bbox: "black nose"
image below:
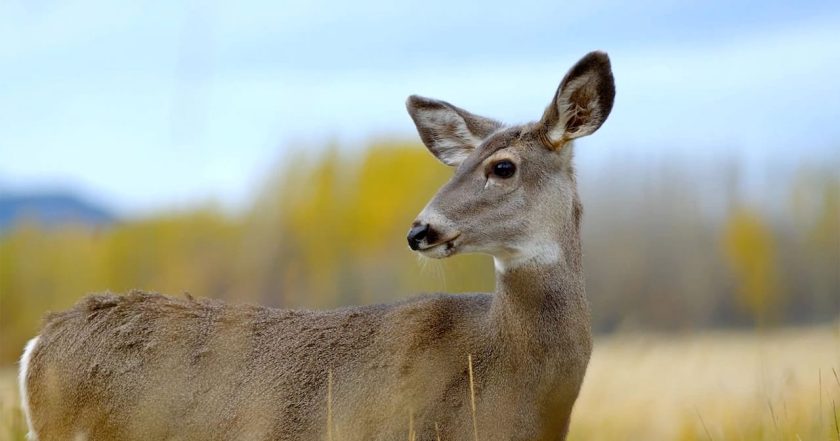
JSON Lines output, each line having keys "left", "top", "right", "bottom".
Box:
{"left": 407, "top": 224, "right": 430, "bottom": 250}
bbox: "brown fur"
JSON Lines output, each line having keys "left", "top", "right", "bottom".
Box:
{"left": 21, "top": 51, "right": 615, "bottom": 441}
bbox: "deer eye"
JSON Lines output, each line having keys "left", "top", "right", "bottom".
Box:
{"left": 491, "top": 160, "right": 516, "bottom": 179}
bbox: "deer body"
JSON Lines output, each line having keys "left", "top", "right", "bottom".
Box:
{"left": 20, "top": 52, "right": 614, "bottom": 441}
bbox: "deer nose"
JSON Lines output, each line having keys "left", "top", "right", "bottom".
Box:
{"left": 407, "top": 224, "right": 430, "bottom": 250}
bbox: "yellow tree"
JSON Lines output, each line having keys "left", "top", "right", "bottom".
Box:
{"left": 722, "top": 207, "right": 781, "bottom": 326}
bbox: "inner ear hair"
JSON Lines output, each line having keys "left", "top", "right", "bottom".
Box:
{"left": 540, "top": 51, "right": 615, "bottom": 149}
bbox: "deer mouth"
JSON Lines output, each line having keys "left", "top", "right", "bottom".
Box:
{"left": 417, "top": 234, "right": 461, "bottom": 258}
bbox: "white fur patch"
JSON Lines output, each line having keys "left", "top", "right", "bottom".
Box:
{"left": 494, "top": 242, "right": 563, "bottom": 272}
{"left": 19, "top": 336, "right": 40, "bottom": 440}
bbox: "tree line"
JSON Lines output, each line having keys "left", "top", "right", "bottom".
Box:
{"left": 1, "top": 141, "right": 837, "bottom": 364}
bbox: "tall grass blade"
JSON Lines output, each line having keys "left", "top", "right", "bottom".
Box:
{"left": 468, "top": 354, "right": 479, "bottom": 441}
{"left": 327, "top": 369, "right": 334, "bottom": 441}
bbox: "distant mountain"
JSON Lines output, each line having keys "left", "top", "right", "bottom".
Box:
{"left": 0, "top": 192, "right": 116, "bottom": 231}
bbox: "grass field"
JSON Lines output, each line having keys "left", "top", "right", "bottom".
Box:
{"left": 569, "top": 324, "right": 840, "bottom": 441}
{"left": 2, "top": 323, "right": 837, "bottom": 440}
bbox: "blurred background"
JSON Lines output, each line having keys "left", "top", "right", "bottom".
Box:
{"left": 0, "top": 0, "right": 838, "bottom": 439}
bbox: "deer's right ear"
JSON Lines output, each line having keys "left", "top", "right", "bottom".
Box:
{"left": 406, "top": 95, "right": 502, "bottom": 167}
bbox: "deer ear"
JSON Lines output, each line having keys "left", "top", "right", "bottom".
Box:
{"left": 406, "top": 95, "right": 503, "bottom": 166}
{"left": 538, "top": 51, "right": 615, "bottom": 149}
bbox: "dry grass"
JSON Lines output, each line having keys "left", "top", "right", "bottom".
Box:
{"left": 1, "top": 323, "right": 837, "bottom": 440}
{"left": 569, "top": 323, "right": 840, "bottom": 441}
{"left": 0, "top": 367, "right": 26, "bottom": 440}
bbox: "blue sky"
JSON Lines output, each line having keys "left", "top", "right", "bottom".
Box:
{"left": 1, "top": 0, "right": 839, "bottom": 215}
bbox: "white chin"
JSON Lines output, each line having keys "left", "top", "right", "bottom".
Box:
{"left": 417, "top": 243, "right": 456, "bottom": 259}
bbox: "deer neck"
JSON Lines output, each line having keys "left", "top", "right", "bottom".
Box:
{"left": 489, "top": 197, "right": 590, "bottom": 349}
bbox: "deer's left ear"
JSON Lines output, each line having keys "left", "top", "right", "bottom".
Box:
{"left": 406, "top": 95, "right": 503, "bottom": 166}
{"left": 537, "top": 51, "right": 616, "bottom": 149}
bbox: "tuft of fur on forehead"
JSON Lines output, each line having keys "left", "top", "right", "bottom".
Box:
{"left": 470, "top": 127, "right": 524, "bottom": 159}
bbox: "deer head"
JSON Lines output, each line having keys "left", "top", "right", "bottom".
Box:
{"left": 406, "top": 51, "right": 615, "bottom": 270}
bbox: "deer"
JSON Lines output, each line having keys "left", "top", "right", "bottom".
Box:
{"left": 19, "top": 51, "right": 615, "bottom": 441}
